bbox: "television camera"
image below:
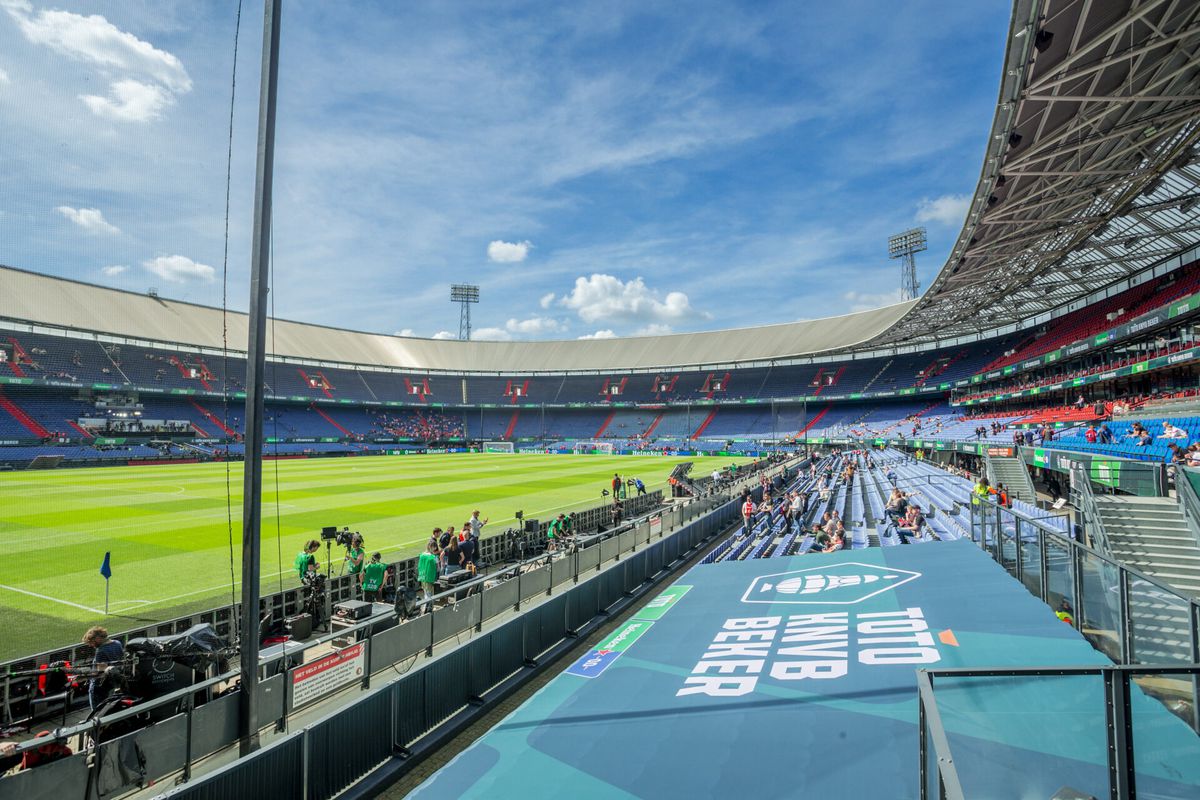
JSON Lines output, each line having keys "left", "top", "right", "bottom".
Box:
{"left": 321, "top": 525, "right": 359, "bottom": 549}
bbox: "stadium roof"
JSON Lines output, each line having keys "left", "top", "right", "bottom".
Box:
{"left": 5, "top": 0, "right": 1200, "bottom": 372}
{"left": 0, "top": 264, "right": 914, "bottom": 373}
{"left": 875, "top": 0, "right": 1200, "bottom": 345}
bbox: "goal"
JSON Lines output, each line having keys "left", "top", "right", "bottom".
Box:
{"left": 573, "top": 440, "right": 614, "bottom": 455}
{"left": 483, "top": 441, "right": 515, "bottom": 453}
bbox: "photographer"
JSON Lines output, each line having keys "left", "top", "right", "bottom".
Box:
{"left": 294, "top": 540, "right": 320, "bottom": 580}
{"left": 82, "top": 626, "right": 123, "bottom": 710}
{"left": 360, "top": 552, "right": 388, "bottom": 602}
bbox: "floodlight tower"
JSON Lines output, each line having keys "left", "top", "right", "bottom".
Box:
{"left": 450, "top": 284, "right": 480, "bottom": 340}
{"left": 888, "top": 227, "right": 927, "bottom": 301}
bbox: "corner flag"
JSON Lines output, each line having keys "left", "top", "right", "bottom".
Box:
{"left": 100, "top": 551, "right": 112, "bottom": 614}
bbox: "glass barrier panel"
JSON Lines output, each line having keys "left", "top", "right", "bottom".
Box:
{"left": 1130, "top": 671, "right": 1200, "bottom": 798}
{"left": 933, "top": 674, "right": 1110, "bottom": 800}
{"left": 1019, "top": 524, "right": 1043, "bottom": 600}
{"left": 1044, "top": 537, "right": 1075, "bottom": 628}
{"left": 1078, "top": 549, "right": 1123, "bottom": 661}
{"left": 1128, "top": 577, "right": 1194, "bottom": 665}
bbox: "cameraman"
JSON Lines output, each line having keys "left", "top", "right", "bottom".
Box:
{"left": 82, "top": 626, "right": 123, "bottom": 710}
{"left": 294, "top": 540, "right": 320, "bottom": 580}
{"left": 344, "top": 533, "right": 365, "bottom": 580}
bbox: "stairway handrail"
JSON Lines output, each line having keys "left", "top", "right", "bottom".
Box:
{"left": 1174, "top": 466, "right": 1200, "bottom": 551}
{"left": 1069, "top": 460, "right": 1113, "bottom": 556}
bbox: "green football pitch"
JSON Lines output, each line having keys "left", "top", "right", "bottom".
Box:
{"left": 0, "top": 452, "right": 750, "bottom": 661}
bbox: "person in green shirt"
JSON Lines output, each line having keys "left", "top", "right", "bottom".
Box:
{"left": 294, "top": 540, "right": 320, "bottom": 580}
{"left": 546, "top": 513, "right": 571, "bottom": 552}
{"left": 361, "top": 552, "right": 388, "bottom": 602}
{"left": 344, "top": 534, "right": 365, "bottom": 579}
{"left": 417, "top": 541, "right": 440, "bottom": 608}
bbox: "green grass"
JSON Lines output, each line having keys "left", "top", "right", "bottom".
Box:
{"left": 0, "top": 452, "right": 750, "bottom": 661}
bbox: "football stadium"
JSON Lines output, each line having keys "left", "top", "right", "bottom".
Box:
{"left": 2, "top": 1, "right": 1200, "bottom": 799}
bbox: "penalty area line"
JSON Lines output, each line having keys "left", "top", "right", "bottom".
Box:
{"left": 0, "top": 584, "right": 106, "bottom": 615}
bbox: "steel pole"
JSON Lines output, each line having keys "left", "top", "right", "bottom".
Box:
{"left": 238, "top": 0, "right": 283, "bottom": 757}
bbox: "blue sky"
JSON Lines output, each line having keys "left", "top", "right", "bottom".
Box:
{"left": 0, "top": 0, "right": 1009, "bottom": 341}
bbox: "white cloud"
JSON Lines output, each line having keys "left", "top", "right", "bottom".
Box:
{"left": 915, "top": 193, "right": 970, "bottom": 226}
{"left": 556, "top": 274, "right": 706, "bottom": 325}
{"left": 472, "top": 326, "right": 513, "bottom": 341}
{"left": 504, "top": 316, "right": 561, "bottom": 335}
{"left": 578, "top": 329, "right": 616, "bottom": 340}
{"left": 81, "top": 79, "right": 172, "bottom": 122}
{"left": 539, "top": 292, "right": 555, "bottom": 309}
{"left": 487, "top": 239, "right": 532, "bottom": 263}
{"left": 634, "top": 323, "right": 672, "bottom": 336}
{"left": 431, "top": 330, "right": 456, "bottom": 340}
{"left": 100, "top": 264, "right": 127, "bottom": 277}
{"left": 56, "top": 205, "right": 120, "bottom": 235}
{"left": 843, "top": 288, "right": 906, "bottom": 312}
{"left": 142, "top": 254, "right": 214, "bottom": 283}
{"left": 0, "top": 67, "right": 9, "bottom": 85}
{"left": 393, "top": 328, "right": 416, "bottom": 337}
{"left": 4, "top": 1, "right": 191, "bottom": 121}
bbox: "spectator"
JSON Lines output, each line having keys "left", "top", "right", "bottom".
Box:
{"left": 741, "top": 494, "right": 756, "bottom": 535}
{"left": 1098, "top": 424, "right": 1113, "bottom": 444}
{"left": 897, "top": 505, "right": 925, "bottom": 544}
{"left": 1084, "top": 425, "right": 1097, "bottom": 443}
{"left": 469, "top": 509, "right": 488, "bottom": 539}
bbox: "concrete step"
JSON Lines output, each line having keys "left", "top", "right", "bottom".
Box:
{"left": 1104, "top": 523, "right": 1191, "bottom": 537}
{"left": 1110, "top": 547, "right": 1200, "bottom": 564}
{"left": 1094, "top": 497, "right": 1178, "bottom": 508}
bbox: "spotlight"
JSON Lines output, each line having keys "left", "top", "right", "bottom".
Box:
{"left": 1008, "top": 131, "right": 1023, "bottom": 149}
{"left": 1034, "top": 29, "right": 1054, "bottom": 53}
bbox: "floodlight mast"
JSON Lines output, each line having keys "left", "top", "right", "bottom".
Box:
{"left": 888, "top": 227, "right": 927, "bottom": 301}
{"left": 450, "top": 284, "right": 480, "bottom": 341}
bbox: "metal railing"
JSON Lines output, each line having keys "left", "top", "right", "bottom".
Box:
{"left": 1069, "top": 459, "right": 1113, "bottom": 556}
{"left": 1177, "top": 467, "right": 1200, "bottom": 550}
{"left": 918, "top": 664, "right": 1200, "bottom": 800}
{"left": 0, "top": 462, "right": 790, "bottom": 800}
{"left": 967, "top": 497, "right": 1200, "bottom": 723}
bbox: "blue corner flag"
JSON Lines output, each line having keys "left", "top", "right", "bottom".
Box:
{"left": 100, "top": 551, "right": 112, "bottom": 615}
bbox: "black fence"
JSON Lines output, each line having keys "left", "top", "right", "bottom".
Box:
{"left": 0, "top": 488, "right": 744, "bottom": 800}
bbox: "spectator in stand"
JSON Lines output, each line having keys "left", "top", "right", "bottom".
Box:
{"left": 1187, "top": 443, "right": 1200, "bottom": 467}
{"left": 1162, "top": 422, "right": 1189, "bottom": 441}
{"left": 1137, "top": 429, "right": 1154, "bottom": 447}
{"left": 1098, "top": 424, "right": 1114, "bottom": 444}
{"left": 1084, "top": 425, "right": 1097, "bottom": 443}
{"left": 741, "top": 494, "right": 756, "bottom": 536}
{"left": 1167, "top": 443, "right": 1188, "bottom": 468}
{"left": 897, "top": 505, "right": 925, "bottom": 544}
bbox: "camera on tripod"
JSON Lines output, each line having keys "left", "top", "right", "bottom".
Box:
{"left": 321, "top": 525, "right": 358, "bottom": 548}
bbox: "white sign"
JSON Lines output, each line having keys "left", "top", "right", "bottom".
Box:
{"left": 649, "top": 515, "right": 663, "bottom": 537}
{"left": 291, "top": 642, "right": 366, "bottom": 708}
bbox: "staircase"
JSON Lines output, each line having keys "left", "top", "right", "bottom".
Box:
{"left": 860, "top": 359, "right": 893, "bottom": 393}
{"left": 0, "top": 389, "right": 51, "bottom": 438}
{"left": 594, "top": 410, "right": 616, "bottom": 439}
{"left": 1093, "top": 496, "right": 1200, "bottom": 597}
{"left": 988, "top": 455, "right": 1036, "bottom": 503}
{"left": 691, "top": 408, "right": 718, "bottom": 439}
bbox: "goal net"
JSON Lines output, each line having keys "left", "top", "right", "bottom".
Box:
{"left": 573, "top": 440, "right": 614, "bottom": 455}
{"left": 483, "top": 441, "right": 515, "bottom": 453}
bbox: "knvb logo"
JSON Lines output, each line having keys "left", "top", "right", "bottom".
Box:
{"left": 741, "top": 562, "right": 921, "bottom": 605}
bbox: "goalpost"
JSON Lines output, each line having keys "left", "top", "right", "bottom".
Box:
{"left": 573, "top": 440, "right": 614, "bottom": 455}
{"left": 483, "top": 441, "right": 516, "bottom": 453}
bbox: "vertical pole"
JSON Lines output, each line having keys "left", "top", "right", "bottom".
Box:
{"left": 238, "top": 0, "right": 282, "bottom": 758}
